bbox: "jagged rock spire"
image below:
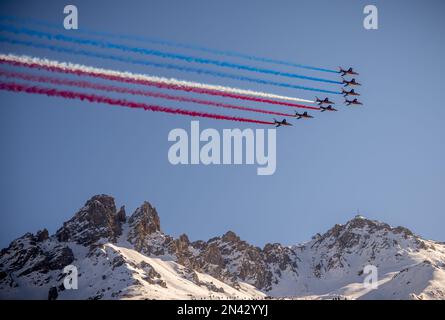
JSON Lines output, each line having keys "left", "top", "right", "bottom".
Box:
{"left": 55, "top": 194, "right": 125, "bottom": 245}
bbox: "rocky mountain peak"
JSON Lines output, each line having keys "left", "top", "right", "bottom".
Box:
{"left": 116, "top": 205, "right": 127, "bottom": 223}
{"left": 55, "top": 194, "right": 124, "bottom": 246}
{"left": 346, "top": 215, "right": 390, "bottom": 230}
{"left": 221, "top": 231, "right": 240, "bottom": 243}
{"left": 343, "top": 215, "right": 417, "bottom": 240}
{"left": 128, "top": 201, "right": 160, "bottom": 234}
{"left": 303, "top": 214, "right": 432, "bottom": 281}
{"left": 36, "top": 229, "right": 49, "bottom": 242}
{"left": 318, "top": 215, "right": 415, "bottom": 244}
{"left": 127, "top": 201, "right": 169, "bottom": 255}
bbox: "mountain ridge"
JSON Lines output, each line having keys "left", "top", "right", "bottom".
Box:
{"left": 1, "top": 194, "right": 444, "bottom": 300}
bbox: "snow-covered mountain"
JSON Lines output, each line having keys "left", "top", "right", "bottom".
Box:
{"left": 1, "top": 195, "right": 444, "bottom": 300}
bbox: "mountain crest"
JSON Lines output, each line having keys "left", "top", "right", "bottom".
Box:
{"left": 55, "top": 194, "right": 124, "bottom": 245}
{"left": 1, "top": 195, "right": 444, "bottom": 300}
{"left": 128, "top": 201, "right": 161, "bottom": 234}
{"left": 127, "top": 201, "right": 171, "bottom": 255}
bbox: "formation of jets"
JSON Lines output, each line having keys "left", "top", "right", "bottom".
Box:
{"left": 272, "top": 66, "right": 363, "bottom": 127}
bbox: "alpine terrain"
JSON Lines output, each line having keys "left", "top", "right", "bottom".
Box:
{"left": 1, "top": 195, "right": 444, "bottom": 300}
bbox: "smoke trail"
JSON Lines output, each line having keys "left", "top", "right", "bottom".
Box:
{"left": 0, "top": 54, "right": 321, "bottom": 110}
{"left": 0, "top": 24, "right": 341, "bottom": 84}
{"left": 0, "top": 36, "right": 341, "bottom": 95}
{"left": 0, "top": 81, "right": 276, "bottom": 125}
{"left": 0, "top": 69, "right": 295, "bottom": 117}
{"left": 0, "top": 15, "right": 339, "bottom": 74}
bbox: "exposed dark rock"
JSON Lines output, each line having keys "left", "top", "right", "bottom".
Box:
{"left": 55, "top": 195, "right": 124, "bottom": 245}
{"left": 17, "top": 245, "right": 75, "bottom": 276}
{"left": 139, "top": 261, "right": 166, "bottom": 287}
{"left": 202, "top": 243, "right": 224, "bottom": 267}
{"left": 128, "top": 202, "right": 161, "bottom": 234}
{"left": 171, "top": 234, "right": 192, "bottom": 267}
{"left": 116, "top": 206, "right": 126, "bottom": 223}
{"left": 112, "top": 256, "right": 126, "bottom": 270}
{"left": 393, "top": 226, "right": 415, "bottom": 238}
{"left": 36, "top": 229, "right": 49, "bottom": 242}
{"left": 46, "top": 246, "right": 74, "bottom": 270}
{"left": 200, "top": 281, "right": 225, "bottom": 293}
{"left": 48, "top": 286, "right": 58, "bottom": 300}
{"left": 222, "top": 231, "right": 240, "bottom": 243}
{"left": 263, "top": 243, "right": 298, "bottom": 271}
{"left": 127, "top": 201, "right": 170, "bottom": 255}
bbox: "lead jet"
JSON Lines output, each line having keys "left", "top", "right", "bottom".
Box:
{"left": 342, "top": 78, "right": 361, "bottom": 87}
{"left": 345, "top": 98, "right": 363, "bottom": 106}
{"left": 315, "top": 97, "right": 335, "bottom": 105}
{"left": 342, "top": 88, "right": 360, "bottom": 97}
{"left": 339, "top": 67, "right": 359, "bottom": 76}
{"left": 320, "top": 105, "right": 337, "bottom": 112}
{"left": 273, "top": 118, "right": 293, "bottom": 127}
{"left": 294, "top": 111, "right": 314, "bottom": 119}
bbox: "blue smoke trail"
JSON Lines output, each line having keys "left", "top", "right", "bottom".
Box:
{"left": 0, "top": 24, "right": 341, "bottom": 85}
{"left": 0, "top": 15, "right": 339, "bottom": 74}
{"left": 0, "top": 36, "right": 341, "bottom": 95}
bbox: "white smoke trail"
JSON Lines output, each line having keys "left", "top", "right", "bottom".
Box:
{"left": 0, "top": 53, "right": 315, "bottom": 104}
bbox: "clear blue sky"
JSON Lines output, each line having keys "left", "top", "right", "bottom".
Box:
{"left": 0, "top": 0, "right": 444, "bottom": 248}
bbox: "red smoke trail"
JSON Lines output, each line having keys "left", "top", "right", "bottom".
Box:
{"left": 0, "top": 81, "right": 275, "bottom": 125}
{"left": 0, "top": 58, "right": 320, "bottom": 111}
{"left": 0, "top": 69, "right": 295, "bottom": 117}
